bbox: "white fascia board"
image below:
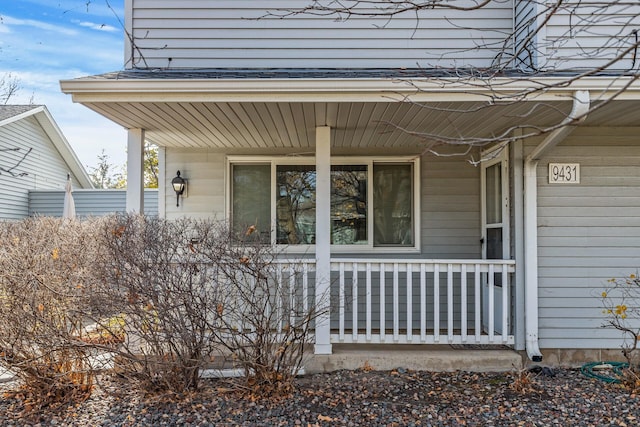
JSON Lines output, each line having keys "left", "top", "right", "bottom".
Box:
{"left": 34, "top": 106, "right": 94, "bottom": 189}
{"left": 60, "top": 76, "right": 640, "bottom": 104}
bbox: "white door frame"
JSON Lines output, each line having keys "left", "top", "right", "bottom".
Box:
{"left": 480, "top": 146, "right": 510, "bottom": 334}
{"left": 480, "top": 147, "right": 510, "bottom": 261}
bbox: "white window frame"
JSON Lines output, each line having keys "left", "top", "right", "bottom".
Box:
{"left": 226, "top": 155, "right": 421, "bottom": 254}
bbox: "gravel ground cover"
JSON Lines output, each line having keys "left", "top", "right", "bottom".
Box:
{"left": 0, "top": 367, "right": 638, "bottom": 426}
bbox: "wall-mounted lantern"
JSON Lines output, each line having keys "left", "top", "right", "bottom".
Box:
{"left": 171, "top": 170, "right": 186, "bottom": 207}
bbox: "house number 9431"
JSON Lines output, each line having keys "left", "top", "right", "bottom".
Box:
{"left": 548, "top": 163, "right": 580, "bottom": 184}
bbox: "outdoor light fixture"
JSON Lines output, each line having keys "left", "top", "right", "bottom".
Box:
{"left": 172, "top": 170, "right": 186, "bottom": 207}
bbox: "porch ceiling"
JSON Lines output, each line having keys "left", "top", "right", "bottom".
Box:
{"left": 77, "top": 99, "right": 640, "bottom": 150}
{"left": 61, "top": 73, "right": 640, "bottom": 150}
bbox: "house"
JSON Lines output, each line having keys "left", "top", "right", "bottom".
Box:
{"left": 0, "top": 105, "right": 156, "bottom": 218}
{"left": 60, "top": 1, "right": 640, "bottom": 367}
{"left": 0, "top": 105, "right": 92, "bottom": 220}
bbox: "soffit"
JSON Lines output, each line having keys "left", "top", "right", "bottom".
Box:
{"left": 77, "top": 98, "right": 639, "bottom": 150}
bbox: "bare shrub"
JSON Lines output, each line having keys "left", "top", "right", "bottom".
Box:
{"left": 601, "top": 274, "right": 640, "bottom": 389}
{"left": 91, "top": 214, "right": 320, "bottom": 395}
{"left": 88, "top": 214, "right": 221, "bottom": 392}
{"left": 601, "top": 275, "right": 640, "bottom": 366}
{"left": 0, "top": 217, "right": 102, "bottom": 409}
{"left": 196, "top": 227, "right": 318, "bottom": 397}
{"left": 509, "top": 368, "right": 536, "bottom": 395}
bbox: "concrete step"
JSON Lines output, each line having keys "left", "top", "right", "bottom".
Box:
{"left": 305, "top": 344, "right": 523, "bottom": 374}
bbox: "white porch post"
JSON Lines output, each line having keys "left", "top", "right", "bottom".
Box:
{"left": 157, "top": 146, "right": 166, "bottom": 218}
{"left": 512, "top": 134, "right": 526, "bottom": 351}
{"left": 126, "top": 128, "right": 145, "bottom": 213}
{"left": 315, "top": 126, "right": 332, "bottom": 354}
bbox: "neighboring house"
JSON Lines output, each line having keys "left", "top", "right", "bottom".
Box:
{"left": 61, "top": 1, "right": 640, "bottom": 365}
{"left": 0, "top": 105, "right": 92, "bottom": 220}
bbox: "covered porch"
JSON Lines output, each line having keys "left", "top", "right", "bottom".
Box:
{"left": 61, "top": 71, "right": 640, "bottom": 359}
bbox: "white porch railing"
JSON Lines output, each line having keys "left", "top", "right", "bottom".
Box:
{"left": 330, "top": 259, "right": 515, "bottom": 345}
{"left": 274, "top": 258, "right": 515, "bottom": 347}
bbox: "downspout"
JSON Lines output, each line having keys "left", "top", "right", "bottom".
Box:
{"left": 523, "top": 90, "right": 590, "bottom": 361}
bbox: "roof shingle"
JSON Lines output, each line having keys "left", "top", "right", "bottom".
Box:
{"left": 0, "top": 105, "right": 41, "bottom": 122}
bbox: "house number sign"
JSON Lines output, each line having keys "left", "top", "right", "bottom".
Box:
{"left": 548, "top": 163, "right": 580, "bottom": 184}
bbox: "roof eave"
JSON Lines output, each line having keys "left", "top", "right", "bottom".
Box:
{"left": 60, "top": 75, "right": 640, "bottom": 103}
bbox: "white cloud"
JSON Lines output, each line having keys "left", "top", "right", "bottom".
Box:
{"left": 1, "top": 15, "right": 78, "bottom": 36}
{"left": 24, "top": 0, "right": 125, "bottom": 19}
{"left": 75, "top": 20, "right": 119, "bottom": 32}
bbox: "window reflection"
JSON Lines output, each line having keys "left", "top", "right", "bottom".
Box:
{"left": 486, "top": 163, "right": 502, "bottom": 224}
{"left": 276, "top": 165, "right": 316, "bottom": 244}
{"left": 331, "top": 165, "right": 367, "bottom": 245}
{"left": 373, "top": 163, "right": 413, "bottom": 246}
{"left": 231, "top": 164, "right": 271, "bottom": 243}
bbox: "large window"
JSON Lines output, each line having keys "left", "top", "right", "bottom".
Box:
{"left": 229, "top": 157, "right": 419, "bottom": 250}
{"left": 277, "top": 165, "right": 316, "bottom": 245}
{"left": 373, "top": 163, "right": 413, "bottom": 246}
{"left": 231, "top": 163, "right": 271, "bottom": 242}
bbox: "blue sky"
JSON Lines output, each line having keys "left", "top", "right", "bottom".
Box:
{"left": 1, "top": 0, "right": 127, "bottom": 170}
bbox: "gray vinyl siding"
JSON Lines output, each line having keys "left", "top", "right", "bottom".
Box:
{"left": 165, "top": 148, "right": 226, "bottom": 220}
{"left": 534, "top": 127, "right": 640, "bottom": 349}
{"left": 0, "top": 116, "right": 83, "bottom": 220}
{"left": 542, "top": 2, "right": 640, "bottom": 71}
{"left": 421, "top": 154, "right": 481, "bottom": 259}
{"left": 513, "top": 0, "right": 537, "bottom": 71}
{"left": 129, "top": 0, "right": 513, "bottom": 69}
{"left": 29, "top": 189, "right": 158, "bottom": 217}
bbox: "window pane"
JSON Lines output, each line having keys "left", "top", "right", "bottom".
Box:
{"left": 486, "top": 227, "right": 503, "bottom": 259}
{"left": 373, "top": 163, "right": 413, "bottom": 246}
{"left": 485, "top": 163, "right": 502, "bottom": 224}
{"left": 331, "top": 165, "right": 367, "bottom": 245}
{"left": 276, "top": 165, "right": 316, "bottom": 244}
{"left": 232, "top": 164, "right": 271, "bottom": 242}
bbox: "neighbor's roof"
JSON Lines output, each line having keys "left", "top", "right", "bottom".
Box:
{"left": 0, "top": 104, "right": 40, "bottom": 122}
{"left": 0, "top": 105, "right": 93, "bottom": 188}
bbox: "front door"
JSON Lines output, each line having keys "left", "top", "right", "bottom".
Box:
{"left": 481, "top": 147, "right": 510, "bottom": 335}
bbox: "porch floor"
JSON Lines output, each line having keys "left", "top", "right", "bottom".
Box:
{"left": 305, "top": 344, "right": 523, "bottom": 374}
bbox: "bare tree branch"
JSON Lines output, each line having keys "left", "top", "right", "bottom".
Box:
{"left": 266, "top": 1, "right": 640, "bottom": 161}
{"left": 266, "top": 0, "right": 495, "bottom": 20}
{"left": 0, "top": 73, "right": 20, "bottom": 105}
{"left": 0, "top": 147, "right": 32, "bottom": 177}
